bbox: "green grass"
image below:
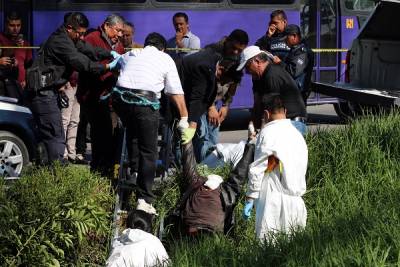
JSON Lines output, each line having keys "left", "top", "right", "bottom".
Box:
{"left": 162, "top": 112, "right": 400, "bottom": 266}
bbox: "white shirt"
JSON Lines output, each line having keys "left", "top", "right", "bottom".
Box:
{"left": 106, "top": 228, "right": 169, "bottom": 267}
{"left": 247, "top": 119, "right": 308, "bottom": 240}
{"left": 117, "top": 46, "right": 184, "bottom": 98}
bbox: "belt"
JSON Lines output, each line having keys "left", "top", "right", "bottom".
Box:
{"left": 116, "top": 86, "right": 157, "bottom": 101}
{"left": 291, "top": 116, "right": 307, "bottom": 123}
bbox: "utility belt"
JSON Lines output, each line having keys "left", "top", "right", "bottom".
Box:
{"left": 106, "top": 86, "right": 160, "bottom": 110}
{"left": 290, "top": 116, "right": 307, "bottom": 123}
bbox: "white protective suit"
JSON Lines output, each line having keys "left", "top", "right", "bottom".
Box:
{"left": 247, "top": 119, "right": 308, "bottom": 241}
{"left": 106, "top": 229, "right": 169, "bottom": 267}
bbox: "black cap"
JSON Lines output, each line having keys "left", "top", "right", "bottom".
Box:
{"left": 285, "top": 24, "right": 301, "bottom": 36}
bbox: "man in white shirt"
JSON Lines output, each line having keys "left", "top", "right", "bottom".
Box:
{"left": 243, "top": 94, "right": 308, "bottom": 242}
{"left": 112, "top": 32, "right": 192, "bottom": 215}
{"left": 167, "top": 12, "right": 201, "bottom": 60}
{"left": 106, "top": 210, "right": 169, "bottom": 267}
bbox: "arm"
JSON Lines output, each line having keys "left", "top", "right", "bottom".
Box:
{"left": 169, "top": 94, "right": 188, "bottom": 118}
{"left": 181, "top": 141, "right": 202, "bottom": 187}
{"left": 246, "top": 135, "right": 272, "bottom": 199}
{"left": 50, "top": 38, "right": 107, "bottom": 75}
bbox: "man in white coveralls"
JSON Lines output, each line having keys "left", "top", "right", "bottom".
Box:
{"left": 242, "top": 94, "right": 308, "bottom": 241}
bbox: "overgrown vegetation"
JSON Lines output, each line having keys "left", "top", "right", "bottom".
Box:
{"left": 2, "top": 113, "right": 400, "bottom": 266}
{"left": 0, "top": 164, "right": 114, "bottom": 266}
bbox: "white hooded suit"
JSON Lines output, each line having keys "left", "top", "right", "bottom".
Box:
{"left": 247, "top": 119, "right": 308, "bottom": 241}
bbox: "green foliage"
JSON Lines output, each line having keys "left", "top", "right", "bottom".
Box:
{"left": 0, "top": 164, "right": 113, "bottom": 266}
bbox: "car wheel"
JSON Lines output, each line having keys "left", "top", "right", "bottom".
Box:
{"left": 0, "top": 131, "right": 29, "bottom": 179}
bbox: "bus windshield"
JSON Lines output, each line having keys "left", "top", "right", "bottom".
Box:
{"left": 343, "top": 0, "right": 377, "bottom": 11}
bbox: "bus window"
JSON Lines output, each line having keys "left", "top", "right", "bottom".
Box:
{"left": 320, "top": 0, "right": 337, "bottom": 67}
{"left": 156, "top": 0, "right": 222, "bottom": 2}
{"left": 231, "top": 0, "right": 295, "bottom": 3}
{"left": 343, "top": 0, "right": 376, "bottom": 11}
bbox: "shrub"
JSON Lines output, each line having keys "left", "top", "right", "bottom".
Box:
{"left": 0, "top": 164, "right": 114, "bottom": 266}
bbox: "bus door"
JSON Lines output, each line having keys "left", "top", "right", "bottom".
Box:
{"left": 302, "top": 0, "right": 340, "bottom": 105}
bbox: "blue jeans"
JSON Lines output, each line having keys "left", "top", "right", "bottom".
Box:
{"left": 192, "top": 113, "right": 220, "bottom": 162}
{"left": 291, "top": 120, "right": 308, "bottom": 136}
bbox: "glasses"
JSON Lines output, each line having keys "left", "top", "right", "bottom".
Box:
{"left": 73, "top": 28, "right": 86, "bottom": 37}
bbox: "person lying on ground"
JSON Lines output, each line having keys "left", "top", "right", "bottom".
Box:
{"left": 106, "top": 210, "right": 169, "bottom": 267}
{"left": 172, "top": 136, "right": 254, "bottom": 236}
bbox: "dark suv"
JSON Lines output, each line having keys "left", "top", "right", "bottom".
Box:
{"left": 0, "top": 96, "right": 45, "bottom": 179}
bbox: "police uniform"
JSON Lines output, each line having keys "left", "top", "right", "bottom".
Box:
{"left": 255, "top": 31, "right": 291, "bottom": 60}
{"left": 27, "top": 26, "right": 112, "bottom": 163}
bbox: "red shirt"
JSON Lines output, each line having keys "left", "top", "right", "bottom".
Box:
{"left": 0, "top": 32, "right": 33, "bottom": 86}
{"left": 77, "top": 26, "right": 124, "bottom": 103}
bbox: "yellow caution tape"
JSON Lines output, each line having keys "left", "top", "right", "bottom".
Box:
{"left": 311, "top": 48, "right": 348, "bottom": 53}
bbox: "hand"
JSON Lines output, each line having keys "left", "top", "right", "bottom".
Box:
{"left": 175, "top": 31, "right": 184, "bottom": 48}
{"left": 181, "top": 127, "right": 196, "bottom": 145}
{"left": 108, "top": 56, "right": 122, "bottom": 70}
{"left": 248, "top": 122, "right": 256, "bottom": 140}
{"left": 243, "top": 199, "right": 254, "bottom": 220}
{"left": 218, "top": 106, "right": 229, "bottom": 123}
{"left": 177, "top": 117, "right": 189, "bottom": 133}
{"left": 272, "top": 56, "right": 281, "bottom": 64}
{"left": 267, "top": 24, "right": 277, "bottom": 37}
{"left": 110, "top": 51, "right": 120, "bottom": 59}
{"left": 0, "top": 57, "right": 12, "bottom": 66}
{"left": 15, "top": 39, "right": 24, "bottom": 47}
{"left": 208, "top": 106, "right": 220, "bottom": 126}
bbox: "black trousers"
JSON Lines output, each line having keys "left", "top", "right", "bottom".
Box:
{"left": 112, "top": 94, "right": 159, "bottom": 204}
{"left": 30, "top": 91, "right": 65, "bottom": 163}
{"left": 76, "top": 103, "right": 89, "bottom": 155}
{"left": 84, "top": 100, "right": 115, "bottom": 177}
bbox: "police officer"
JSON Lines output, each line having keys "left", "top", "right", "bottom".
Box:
{"left": 27, "top": 12, "right": 121, "bottom": 164}
{"left": 277, "top": 25, "right": 314, "bottom": 104}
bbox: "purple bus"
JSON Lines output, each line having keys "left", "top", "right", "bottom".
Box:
{"left": 0, "top": 0, "right": 378, "bottom": 115}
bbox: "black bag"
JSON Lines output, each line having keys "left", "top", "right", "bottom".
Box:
{"left": 26, "top": 42, "right": 66, "bottom": 92}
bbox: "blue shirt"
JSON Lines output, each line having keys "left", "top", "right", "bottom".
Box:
{"left": 167, "top": 31, "right": 201, "bottom": 60}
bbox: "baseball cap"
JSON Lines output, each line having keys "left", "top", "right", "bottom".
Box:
{"left": 204, "top": 174, "right": 223, "bottom": 190}
{"left": 285, "top": 24, "right": 301, "bottom": 36}
{"left": 236, "top": 45, "right": 274, "bottom": 71}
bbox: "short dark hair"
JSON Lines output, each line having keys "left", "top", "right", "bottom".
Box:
{"left": 6, "top": 11, "right": 21, "bottom": 23}
{"left": 226, "top": 29, "right": 249, "bottom": 46}
{"left": 173, "top": 12, "right": 189, "bottom": 23}
{"left": 270, "top": 10, "right": 287, "bottom": 21}
{"left": 144, "top": 32, "right": 167, "bottom": 51}
{"left": 127, "top": 210, "right": 154, "bottom": 233}
{"left": 64, "top": 12, "right": 89, "bottom": 29}
{"left": 261, "top": 94, "right": 285, "bottom": 113}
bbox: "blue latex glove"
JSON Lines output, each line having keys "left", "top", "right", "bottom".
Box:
{"left": 110, "top": 51, "right": 120, "bottom": 59}
{"left": 108, "top": 56, "right": 122, "bottom": 70}
{"left": 243, "top": 199, "right": 254, "bottom": 220}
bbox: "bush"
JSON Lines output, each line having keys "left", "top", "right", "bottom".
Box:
{"left": 0, "top": 164, "right": 114, "bottom": 266}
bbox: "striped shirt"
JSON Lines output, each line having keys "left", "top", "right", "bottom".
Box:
{"left": 117, "top": 46, "right": 184, "bottom": 98}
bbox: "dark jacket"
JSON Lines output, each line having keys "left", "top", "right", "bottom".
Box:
{"left": 255, "top": 63, "right": 307, "bottom": 119}
{"left": 37, "top": 26, "right": 111, "bottom": 90}
{"left": 78, "top": 27, "right": 124, "bottom": 104}
{"left": 178, "top": 48, "right": 221, "bottom": 123}
{"left": 180, "top": 141, "right": 255, "bottom": 234}
{"left": 281, "top": 41, "right": 314, "bottom": 101}
{"left": 255, "top": 32, "right": 290, "bottom": 60}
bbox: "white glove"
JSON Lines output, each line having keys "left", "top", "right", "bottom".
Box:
{"left": 248, "top": 122, "right": 257, "bottom": 143}
{"left": 177, "top": 117, "right": 189, "bottom": 132}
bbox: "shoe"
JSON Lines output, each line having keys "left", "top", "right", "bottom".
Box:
{"left": 136, "top": 199, "right": 157, "bottom": 215}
